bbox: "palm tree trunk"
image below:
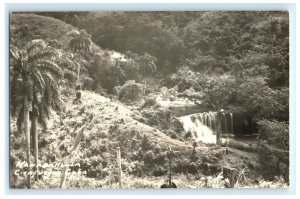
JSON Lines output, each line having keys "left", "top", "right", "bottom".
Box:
{"left": 168, "top": 149, "right": 172, "bottom": 188}
{"left": 23, "top": 95, "right": 31, "bottom": 188}
{"left": 77, "top": 63, "right": 81, "bottom": 81}
{"left": 31, "top": 106, "right": 39, "bottom": 181}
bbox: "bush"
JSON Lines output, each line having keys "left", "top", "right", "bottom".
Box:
{"left": 154, "top": 152, "right": 167, "bottom": 165}
{"left": 88, "top": 51, "right": 147, "bottom": 93}
{"left": 237, "top": 77, "right": 285, "bottom": 119}
{"left": 88, "top": 53, "right": 126, "bottom": 93}
{"left": 141, "top": 107, "right": 171, "bottom": 128}
{"left": 118, "top": 58, "right": 141, "bottom": 81}
{"left": 257, "top": 119, "right": 289, "bottom": 180}
{"left": 141, "top": 134, "right": 152, "bottom": 151}
{"left": 166, "top": 66, "right": 237, "bottom": 109}
{"left": 140, "top": 96, "right": 157, "bottom": 109}
{"left": 257, "top": 120, "right": 289, "bottom": 151}
{"left": 82, "top": 76, "right": 94, "bottom": 90}
{"left": 144, "top": 150, "right": 155, "bottom": 164}
{"left": 153, "top": 166, "right": 167, "bottom": 176}
{"left": 117, "top": 80, "right": 143, "bottom": 103}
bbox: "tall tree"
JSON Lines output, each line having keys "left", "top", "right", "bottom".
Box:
{"left": 68, "top": 29, "right": 92, "bottom": 81}
{"left": 10, "top": 39, "right": 63, "bottom": 186}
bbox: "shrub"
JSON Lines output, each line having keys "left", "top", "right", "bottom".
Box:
{"left": 257, "top": 119, "right": 289, "bottom": 180}
{"left": 257, "top": 120, "right": 289, "bottom": 151}
{"left": 140, "top": 96, "right": 157, "bottom": 109}
{"left": 123, "top": 160, "right": 144, "bottom": 176}
{"left": 117, "top": 80, "right": 143, "bottom": 103}
{"left": 82, "top": 76, "right": 94, "bottom": 90}
{"left": 237, "top": 77, "right": 285, "bottom": 119}
{"left": 154, "top": 152, "right": 166, "bottom": 165}
{"left": 88, "top": 53, "right": 126, "bottom": 93}
{"left": 141, "top": 107, "right": 171, "bottom": 128}
{"left": 88, "top": 51, "right": 145, "bottom": 93}
{"left": 255, "top": 176, "right": 288, "bottom": 188}
{"left": 144, "top": 150, "right": 155, "bottom": 164}
{"left": 153, "top": 166, "right": 167, "bottom": 176}
{"left": 118, "top": 59, "right": 141, "bottom": 81}
{"left": 141, "top": 134, "right": 152, "bottom": 151}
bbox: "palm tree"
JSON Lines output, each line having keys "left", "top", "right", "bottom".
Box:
{"left": 10, "top": 39, "right": 63, "bottom": 187}
{"left": 138, "top": 53, "right": 157, "bottom": 78}
{"left": 68, "top": 29, "right": 92, "bottom": 55}
{"left": 137, "top": 53, "right": 157, "bottom": 97}
{"left": 64, "top": 13, "right": 80, "bottom": 27}
{"left": 68, "top": 29, "right": 92, "bottom": 81}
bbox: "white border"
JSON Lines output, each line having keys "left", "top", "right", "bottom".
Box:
{"left": 1, "top": 1, "right": 299, "bottom": 199}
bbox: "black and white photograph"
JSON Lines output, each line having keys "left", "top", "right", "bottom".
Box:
{"left": 9, "top": 10, "right": 290, "bottom": 189}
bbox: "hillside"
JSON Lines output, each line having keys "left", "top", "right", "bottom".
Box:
{"left": 11, "top": 89, "right": 264, "bottom": 188}
{"left": 10, "top": 13, "right": 99, "bottom": 51}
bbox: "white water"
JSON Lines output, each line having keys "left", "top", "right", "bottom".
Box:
{"left": 179, "top": 111, "right": 234, "bottom": 144}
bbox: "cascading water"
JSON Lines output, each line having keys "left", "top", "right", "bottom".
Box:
{"left": 179, "top": 111, "right": 235, "bottom": 144}
{"left": 229, "top": 113, "right": 234, "bottom": 135}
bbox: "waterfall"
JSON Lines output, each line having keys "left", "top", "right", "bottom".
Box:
{"left": 221, "top": 113, "right": 228, "bottom": 134}
{"left": 179, "top": 111, "right": 235, "bottom": 144}
{"left": 229, "top": 113, "right": 234, "bottom": 134}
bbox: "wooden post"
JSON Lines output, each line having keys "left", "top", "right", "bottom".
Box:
{"left": 223, "top": 167, "right": 238, "bottom": 188}
{"left": 168, "top": 147, "right": 172, "bottom": 188}
{"left": 117, "top": 147, "right": 122, "bottom": 188}
{"left": 60, "top": 126, "right": 85, "bottom": 188}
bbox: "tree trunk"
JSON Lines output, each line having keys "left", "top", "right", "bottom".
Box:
{"left": 168, "top": 148, "right": 172, "bottom": 188}
{"left": 77, "top": 63, "right": 81, "bottom": 81}
{"left": 117, "top": 147, "right": 122, "bottom": 188}
{"left": 31, "top": 106, "right": 39, "bottom": 181}
{"left": 23, "top": 95, "right": 31, "bottom": 188}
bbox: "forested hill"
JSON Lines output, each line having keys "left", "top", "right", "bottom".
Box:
{"left": 38, "top": 12, "right": 289, "bottom": 118}
{"left": 74, "top": 11, "right": 289, "bottom": 118}
{"left": 72, "top": 11, "right": 288, "bottom": 82}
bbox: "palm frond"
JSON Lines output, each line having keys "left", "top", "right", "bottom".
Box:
{"left": 57, "top": 57, "right": 76, "bottom": 71}
{"left": 28, "top": 47, "right": 59, "bottom": 63}
{"left": 69, "top": 30, "right": 92, "bottom": 54}
{"left": 63, "top": 69, "right": 77, "bottom": 82}
{"left": 67, "top": 29, "right": 80, "bottom": 36}
{"left": 42, "top": 71, "right": 59, "bottom": 87}
{"left": 44, "top": 73, "right": 60, "bottom": 98}
{"left": 31, "top": 69, "right": 46, "bottom": 92}
{"left": 10, "top": 46, "right": 20, "bottom": 60}
{"left": 24, "top": 39, "right": 47, "bottom": 57}
{"left": 42, "top": 74, "right": 59, "bottom": 107}
{"left": 35, "top": 60, "right": 63, "bottom": 79}
{"left": 43, "top": 85, "right": 53, "bottom": 112}
{"left": 52, "top": 97, "right": 64, "bottom": 112}
{"left": 62, "top": 52, "right": 74, "bottom": 59}
{"left": 19, "top": 49, "right": 28, "bottom": 63}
